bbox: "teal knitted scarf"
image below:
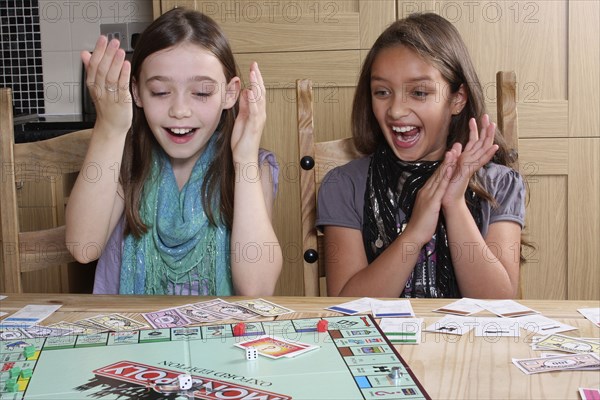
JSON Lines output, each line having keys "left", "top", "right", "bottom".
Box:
{"left": 119, "top": 134, "right": 232, "bottom": 295}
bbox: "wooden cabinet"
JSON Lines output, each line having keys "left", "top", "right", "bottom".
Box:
{"left": 151, "top": 0, "right": 600, "bottom": 299}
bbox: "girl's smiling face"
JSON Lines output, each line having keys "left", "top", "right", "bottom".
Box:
{"left": 370, "top": 45, "right": 465, "bottom": 161}
{"left": 133, "top": 42, "right": 239, "bottom": 170}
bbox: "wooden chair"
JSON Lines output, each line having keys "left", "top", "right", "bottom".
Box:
{"left": 297, "top": 71, "right": 519, "bottom": 296}
{"left": 0, "top": 87, "right": 93, "bottom": 293}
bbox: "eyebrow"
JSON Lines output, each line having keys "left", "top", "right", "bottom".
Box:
{"left": 145, "top": 76, "right": 219, "bottom": 84}
{"left": 370, "top": 75, "right": 436, "bottom": 84}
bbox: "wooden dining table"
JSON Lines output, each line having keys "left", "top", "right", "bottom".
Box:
{"left": 1, "top": 294, "right": 599, "bottom": 399}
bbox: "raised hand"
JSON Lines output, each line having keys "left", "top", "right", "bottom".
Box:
{"left": 81, "top": 36, "right": 132, "bottom": 133}
{"left": 442, "top": 114, "right": 499, "bottom": 208}
{"left": 231, "top": 62, "right": 266, "bottom": 164}
{"left": 403, "top": 148, "right": 459, "bottom": 246}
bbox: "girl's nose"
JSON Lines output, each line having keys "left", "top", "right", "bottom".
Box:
{"left": 388, "top": 95, "right": 409, "bottom": 119}
{"left": 169, "top": 95, "right": 192, "bottom": 119}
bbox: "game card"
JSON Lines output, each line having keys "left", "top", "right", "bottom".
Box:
{"left": 534, "top": 333, "right": 600, "bottom": 354}
{"left": 379, "top": 317, "right": 423, "bottom": 344}
{"left": 512, "top": 353, "right": 600, "bottom": 374}
{"left": 88, "top": 314, "right": 149, "bottom": 332}
{"left": 472, "top": 317, "right": 520, "bottom": 337}
{"left": 235, "top": 336, "right": 317, "bottom": 358}
{"left": 234, "top": 298, "right": 294, "bottom": 317}
{"left": 516, "top": 314, "right": 577, "bottom": 336}
{"left": 48, "top": 321, "right": 94, "bottom": 335}
{"left": 579, "top": 388, "right": 600, "bottom": 400}
{"left": 424, "top": 315, "right": 476, "bottom": 335}
{"left": 433, "top": 298, "right": 484, "bottom": 316}
{"left": 326, "top": 297, "right": 376, "bottom": 315}
{"left": 142, "top": 308, "right": 192, "bottom": 329}
{"left": 578, "top": 308, "right": 600, "bottom": 327}
{"left": 371, "top": 299, "right": 415, "bottom": 318}
{"left": 0, "top": 304, "right": 62, "bottom": 328}
{"left": 477, "top": 299, "right": 539, "bottom": 318}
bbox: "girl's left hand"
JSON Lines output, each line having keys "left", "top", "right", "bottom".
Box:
{"left": 231, "top": 62, "right": 266, "bottom": 164}
{"left": 442, "top": 114, "right": 499, "bottom": 207}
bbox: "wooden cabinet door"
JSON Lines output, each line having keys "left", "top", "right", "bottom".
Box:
{"left": 155, "top": 0, "right": 599, "bottom": 299}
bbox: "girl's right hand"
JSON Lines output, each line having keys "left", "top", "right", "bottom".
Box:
{"left": 81, "top": 36, "right": 132, "bottom": 134}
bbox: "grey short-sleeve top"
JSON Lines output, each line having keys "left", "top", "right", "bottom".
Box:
{"left": 316, "top": 156, "right": 525, "bottom": 238}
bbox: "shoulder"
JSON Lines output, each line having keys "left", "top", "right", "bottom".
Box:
{"left": 320, "top": 156, "right": 371, "bottom": 189}
{"left": 316, "top": 155, "right": 372, "bottom": 230}
{"left": 478, "top": 163, "right": 525, "bottom": 194}
{"left": 477, "top": 162, "right": 526, "bottom": 229}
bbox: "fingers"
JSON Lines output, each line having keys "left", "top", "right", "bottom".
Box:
{"left": 84, "top": 36, "right": 129, "bottom": 96}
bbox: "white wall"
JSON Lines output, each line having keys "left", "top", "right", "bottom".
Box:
{"left": 39, "top": 0, "right": 152, "bottom": 115}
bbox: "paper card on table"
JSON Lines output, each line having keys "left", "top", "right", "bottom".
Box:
{"left": 72, "top": 318, "right": 108, "bottom": 334}
{"left": 379, "top": 317, "right": 423, "bottom": 344}
{"left": 424, "top": 315, "right": 476, "bottom": 335}
{"left": 234, "top": 298, "right": 294, "bottom": 317}
{"left": 477, "top": 299, "right": 539, "bottom": 318}
{"left": 433, "top": 298, "right": 484, "bottom": 316}
{"left": 473, "top": 317, "right": 520, "bottom": 337}
{"left": 200, "top": 301, "right": 261, "bottom": 321}
{"left": 540, "top": 353, "right": 600, "bottom": 371}
{"left": 235, "top": 336, "right": 318, "bottom": 359}
{"left": 325, "top": 297, "right": 376, "bottom": 315}
{"left": 0, "top": 312, "right": 7, "bottom": 318}
{"left": 176, "top": 304, "right": 222, "bottom": 324}
{"left": 142, "top": 308, "right": 192, "bottom": 329}
{"left": 534, "top": 333, "right": 600, "bottom": 354}
{"left": 578, "top": 308, "right": 600, "bottom": 327}
{"left": 87, "top": 313, "right": 149, "bottom": 332}
{"left": 0, "top": 295, "right": 6, "bottom": 300}
{"left": 371, "top": 299, "right": 415, "bottom": 318}
{"left": 512, "top": 353, "right": 600, "bottom": 374}
{"left": 48, "top": 321, "right": 93, "bottom": 335}
{"left": 516, "top": 314, "right": 577, "bottom": 336}
{"left": 579, "top": 388, "right": 600, "bottom": 400}
{"left": 21, "top": 325, "right": 74, "bottom": 338}
{"left": 0, "top": 304, "right": 62, "bottom": 328}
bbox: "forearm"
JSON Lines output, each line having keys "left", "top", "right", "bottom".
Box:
{"left": 327, "top": 228, "right": 423, "bottom": 297}
{"left": 65, "top": 125, "right": 127, "bottom": 261}
{"left": 230, "top": 162, "right": 282, "bottom": 296}
{"left": 444, "top": 202, "right": 517, "bottom": 298}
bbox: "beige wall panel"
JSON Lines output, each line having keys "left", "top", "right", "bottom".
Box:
{"left": 568, "top": 138, "right": 600, "bottom": 300}
{"left": 260, "top": 87, "right": 302, "bottom": 295}
{"left": 487, "top": 101, "right": 568, "bottom": 139}
{"left": 569, "top": 1, "right": 600, "bottom": 137}
{"left": 222, "top": 15, "right": 360, "bottom": 53}
{"left": 235, "top": 51, "right": 361, "bottom": 87}
{"left": 519, "top": 139, "right": 568, "bottom": 176}
{"left": 397, "top": 1, "right": 567, "bottom": 102}
{"left": 521, "top": 176, "right": 567, "bottom": 299}
{"left": 359, "top": 0, "right": 396, "bottom": 48}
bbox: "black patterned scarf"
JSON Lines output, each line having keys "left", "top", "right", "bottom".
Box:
{"left": 363, "top": 144, "right": 482, "bottom": 298}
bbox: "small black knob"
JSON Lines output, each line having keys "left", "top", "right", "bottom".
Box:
{"left": 303, "top": 249, "right": 318, "bottom": 263}
{"left": 300, "top": 156, "right": 315, "bottom": 170}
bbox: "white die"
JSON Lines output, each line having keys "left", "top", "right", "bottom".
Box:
{"left": 177, "top": 374, "right": 193, "bottom": 390}
{"left": 246, "top": 347, "right": 258, "bottom": 360}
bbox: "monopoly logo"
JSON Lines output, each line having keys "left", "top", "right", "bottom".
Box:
{"left": 94, "top": 361, "right": 291, "bottom": 400}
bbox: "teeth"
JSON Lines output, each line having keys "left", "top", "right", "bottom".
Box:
{"left": 170, "top": 128, "right": 193, "bottom": 135}
{"left": 392, "top": 126, "right": 417, "bottom": 133}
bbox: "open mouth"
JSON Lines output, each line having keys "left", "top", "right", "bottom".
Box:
{"left": 167, "top": 127, "right": 196, "bottom": 137}
{"left": 391, "top": 125, "right": 420, "bottom": 144}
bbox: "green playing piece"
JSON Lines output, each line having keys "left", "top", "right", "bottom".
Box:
{"left": 8, "top": 367, "right": 21, "bottom": 378}
{"left": 5, "top": 380, "right": 19, "bottom": 392}
{"left": 20, "top": 368, "right": 33, "bottom": 379}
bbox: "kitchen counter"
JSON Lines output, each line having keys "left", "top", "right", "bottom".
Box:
{"left": 13, "top": 114, "right": 95, "bottom": 143}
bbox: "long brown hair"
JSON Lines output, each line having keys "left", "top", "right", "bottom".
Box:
{"left": 352, "top": 13, "right": 531, "bottom": 261}
{"left": 122, "top": 8, "right": 238, "bottom": 237}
